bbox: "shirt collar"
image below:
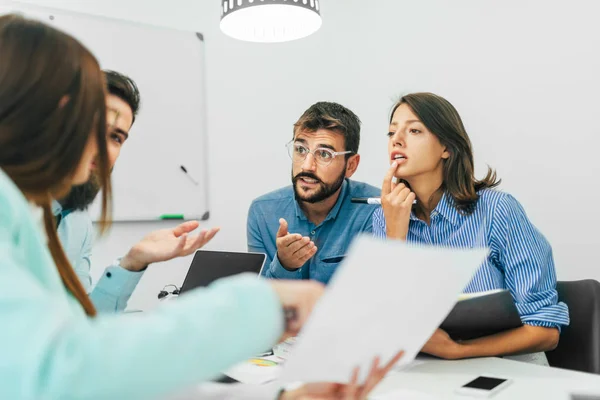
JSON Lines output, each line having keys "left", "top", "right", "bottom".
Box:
{"left": 410, "top": 191, "right": 463, "bottom": 226}
{"left": 294, "top": 179, "right": 349, "bottom": 223}
{"left": 51, "top": 199, "right": 63, "bottom": 217}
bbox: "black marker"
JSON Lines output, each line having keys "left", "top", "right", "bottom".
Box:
{"left": 351, "top": 197, "right": 381, "bottom": 204}
{"left": 352, "top": 197, "right": 417, "bottom": 205}
{"left": 180, "top": 165, "right": 199, "bottom": 186}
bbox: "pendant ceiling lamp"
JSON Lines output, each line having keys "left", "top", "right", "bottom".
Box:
{"left": 220, "top": 0, "right": 322, "bottom": 43}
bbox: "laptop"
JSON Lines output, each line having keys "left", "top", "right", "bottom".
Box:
{"left": 179, "top": 250, "right": 267, "bottom": 294}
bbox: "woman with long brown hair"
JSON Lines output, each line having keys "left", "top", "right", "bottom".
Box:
{"left": 0, "top": 14, "right": 404, "bottom": 399}
{"left": 375, "top": 92, "right": 568, "bottom": 363}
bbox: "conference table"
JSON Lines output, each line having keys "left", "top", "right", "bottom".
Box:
{"left": 370, "top": 356, "right": 600, "bottom": 399}
{"left": 171, "top": 355, "right": 600, "bottom": 399}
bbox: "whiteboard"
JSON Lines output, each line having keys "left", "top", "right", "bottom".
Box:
{"left": 0, "top": 1, "right": 210, "bottom": 221}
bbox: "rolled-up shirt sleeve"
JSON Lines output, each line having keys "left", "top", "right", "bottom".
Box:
{"left": 492, "top": 193, "right": 569, "bottom": 329}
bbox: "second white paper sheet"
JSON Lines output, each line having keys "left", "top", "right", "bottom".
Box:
{"left": 280, "top": 235, "right": 488, "bottom": 384}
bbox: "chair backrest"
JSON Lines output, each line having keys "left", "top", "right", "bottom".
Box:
{"left": 546, "top": 280, "right": 600, "bottom": 374}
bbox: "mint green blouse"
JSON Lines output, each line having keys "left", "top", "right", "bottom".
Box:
{"left": 0, "top": 169, "right": 284, "bottom": 399}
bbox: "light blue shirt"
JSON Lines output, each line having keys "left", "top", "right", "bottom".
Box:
{"left": 53, "top": 201, "right": 143, "bottom": 313}
{"left": 248, "top": 179, "right": 380, "bottom": 284}
{"left": 0, "top": 168, "right": 284, "bottom": 400}
{"left": 373, "top": 189, "right": 569, "bottom": 329}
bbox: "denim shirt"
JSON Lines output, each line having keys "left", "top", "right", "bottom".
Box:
{"left": 248, "top": 179, "right": 380, "bottom": 284}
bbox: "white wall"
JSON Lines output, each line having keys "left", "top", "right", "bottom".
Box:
{"left": 14, "top": 0, "right": 600, "bottom": 310}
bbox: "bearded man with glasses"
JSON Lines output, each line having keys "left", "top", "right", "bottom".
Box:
{"left": 247, "top": 102, "right": 380, "bottom": 284}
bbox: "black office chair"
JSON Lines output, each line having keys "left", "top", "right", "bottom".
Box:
{"left": 546, "top": 280, "right": 600, "bottom": 374}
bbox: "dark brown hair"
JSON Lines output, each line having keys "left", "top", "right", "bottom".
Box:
{"left": 294, "top": 101, "right": 361, "bottom": 157}
{"left": 391, "top": 92, "right": 500, "bottom": 214}
{"left": 105, "top": 69, "right": 141, "bottom": 124}
{"left": 0, "top": 14, "right": 113, "bottom": 316}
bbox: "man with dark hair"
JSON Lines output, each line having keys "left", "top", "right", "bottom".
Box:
{"left": 247, "top": 102, "right": 379, "bottom": 284}
{"left": 58, "top": 70, "right": 141, "bottom": 214}
{"left": 55, "top": 70, "right": 218, "bottom": 312}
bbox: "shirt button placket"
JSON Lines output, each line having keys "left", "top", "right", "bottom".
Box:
{"left": 430, "top": 213, "right": 437, "bottom": 245}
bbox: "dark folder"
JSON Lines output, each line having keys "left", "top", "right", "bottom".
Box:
{"left": 440, "top": 289, "right": 523, "bottom": 341}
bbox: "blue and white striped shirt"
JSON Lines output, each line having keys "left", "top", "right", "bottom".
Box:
{"left": 372, "top": 189, "right": 569, "bottom": 329}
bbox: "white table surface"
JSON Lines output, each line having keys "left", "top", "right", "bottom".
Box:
{"left": 371, "top": 356, "right": 600, "bottom": 399}
{"left": 171, "top": 356, "right": 600, "bottom": 400}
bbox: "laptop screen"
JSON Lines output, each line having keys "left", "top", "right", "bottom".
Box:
{"left": 180, "top": 250, "right": 266, "bottom": 293}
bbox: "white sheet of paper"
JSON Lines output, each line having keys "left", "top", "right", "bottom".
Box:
{"left": 223, "top": 356, "right": 283, "bottom": 385}
{"left": 280, "top": 235, "right": 488, "bottom": 384}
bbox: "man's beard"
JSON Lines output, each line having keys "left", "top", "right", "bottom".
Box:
{"left": 59, "top": 170, "right": 102, "bottom": 211}
{"left": 292, "top": 166, "right": 346, "bottom": 204}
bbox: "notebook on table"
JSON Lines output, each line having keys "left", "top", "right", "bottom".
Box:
{"left": 440, "top": 289, "right": 523, "bottom": 341}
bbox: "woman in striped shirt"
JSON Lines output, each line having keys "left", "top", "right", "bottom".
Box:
{"left": 373, "top": 92, "right": 569, "bottom": 362}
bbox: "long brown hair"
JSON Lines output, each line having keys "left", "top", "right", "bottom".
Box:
{"left": 0, "top": 15, "right": 113, "bottom": 316}
{"left": 391, "top": 92, "right": 500, "bottom": 214}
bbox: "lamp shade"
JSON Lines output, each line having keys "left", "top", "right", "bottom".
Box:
{"left": 220, "top": 0, "right": 322, "bottom": 43}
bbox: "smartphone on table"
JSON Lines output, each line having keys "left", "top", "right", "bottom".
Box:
{"left": 455, "top": 376, "right": 512, "bottom": 397}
